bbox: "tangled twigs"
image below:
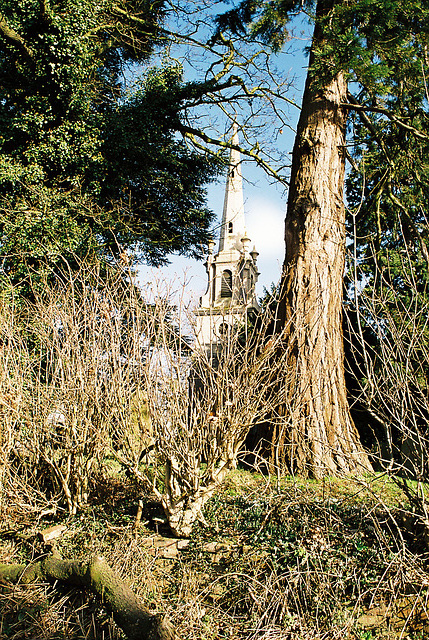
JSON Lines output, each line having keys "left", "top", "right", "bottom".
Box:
{"left": 0, "top": 554, "right": 175, "bottom": 640}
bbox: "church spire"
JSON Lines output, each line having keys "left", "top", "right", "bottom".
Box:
{"left": 218, "top": 122, "right": 247, "bottom": 252}
{"left": 195, "top": 119, "right": 259, "bottom": 353}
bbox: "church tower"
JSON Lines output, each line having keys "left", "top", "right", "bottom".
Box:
{"left": 195, "top": 123, "right": 259, "bottom": 352}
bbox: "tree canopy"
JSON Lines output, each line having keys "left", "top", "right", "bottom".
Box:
{"left": 0, "top": 0, "right": 223, "bottom": 290}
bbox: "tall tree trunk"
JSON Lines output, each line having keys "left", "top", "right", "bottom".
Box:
{"left": 278, "top": 0, "right": 371, "bottom": 477}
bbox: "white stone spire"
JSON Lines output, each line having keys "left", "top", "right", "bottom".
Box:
{"left": 195, "top": 120, "right": 260, "bottom": 353}
{"left": 218, "top": 122, "right": 246, "bottom": 252}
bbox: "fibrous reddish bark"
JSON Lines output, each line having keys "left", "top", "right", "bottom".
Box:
{"left": 278, "top": 0, "right": 372, "bottom": 477}
{"left": 0, "top": 555, "right": 175, "bottom": 640}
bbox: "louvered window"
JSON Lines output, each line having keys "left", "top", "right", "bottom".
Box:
{"left": 221, "top": 270, "right": 233, "bottom": 298}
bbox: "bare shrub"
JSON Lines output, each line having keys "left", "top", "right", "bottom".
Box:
{"left": 0, "top": 265, "right": 149, "bottom": 516}
{"left": 118, "top": 281, "right": 290, "bottom": 537}
{"left": 345, "top": 247, "right": 429, "bottom": 543}
{"left": 0, "top": 266, "right": 291, "bottom": 535}
{"left": 0, "top": 289, "right": 40, "bottom": 519}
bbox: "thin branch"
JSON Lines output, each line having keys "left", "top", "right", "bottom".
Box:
{"left": 387, "top": 183, "right": 429, "bottom": 271}
{"left": 344, "top": 94, "right": 428, "bottom": 140}
{"left": 178, "top": 123, "right": 289, "bottom": 184}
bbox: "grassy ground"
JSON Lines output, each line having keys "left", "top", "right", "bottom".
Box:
{"left": 1, "top": 470, "right": 428, "bottom": 640}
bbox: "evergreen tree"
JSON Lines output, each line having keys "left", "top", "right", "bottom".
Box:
{"left": 216, "top": 0, "right": 429, "bottom": 476}
{"left": 0, "top": 0, "right": 222, "bottom": 291}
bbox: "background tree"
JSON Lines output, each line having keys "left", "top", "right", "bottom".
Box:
{"left": 344, "top": 3, "right": 429, "bottom": 468}
{"left": 0, "top": 0, "right": 224, "bottom": 293}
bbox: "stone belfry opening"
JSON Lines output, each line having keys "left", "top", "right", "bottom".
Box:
{"left": 195, "top": 122, "right": 260, "bottom": 353}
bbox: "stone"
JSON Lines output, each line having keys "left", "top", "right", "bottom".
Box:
{"left": 38, "top": 524, "right": 67, "bottom": 543}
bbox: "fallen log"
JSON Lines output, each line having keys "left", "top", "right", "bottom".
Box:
{"left": 0, "top": 554, "right": 175, "bottom": 640}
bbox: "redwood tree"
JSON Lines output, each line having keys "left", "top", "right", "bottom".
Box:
{"left": 216, "top": 0, "right": 429, "bottom": 476}
{"left": 277, "top": 0, "right": 372, "bottom": 476}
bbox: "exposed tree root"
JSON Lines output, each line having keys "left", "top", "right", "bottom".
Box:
{"left": 0, "top": 554, "right": 175, "bottom": 640}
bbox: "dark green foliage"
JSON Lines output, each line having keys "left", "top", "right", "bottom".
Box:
{"left": 0, "top": 0, "right": 221, "bottom": 293}
{"left": 343, "top": 1, "right": 429, "bottom": 277}
{"left": 101, "top": 67, "right": 221, "bottom": 266}
{"left": 213, "top": 0, "right": 313, "bottom": 51}
{"left": 341, "top": 4, "right": 429, "bottom": 437}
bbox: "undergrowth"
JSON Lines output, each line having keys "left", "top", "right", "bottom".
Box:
{"left": 1, "top": 471, "right": 428, "bottom": 640}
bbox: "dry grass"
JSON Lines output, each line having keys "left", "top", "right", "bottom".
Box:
{"left": 0, "top": 583, "right": 122, "bottom": 640}
{"left": 1, "top": 470, "right": 429, "bottom": 640}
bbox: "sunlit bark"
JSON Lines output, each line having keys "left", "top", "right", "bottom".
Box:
{"left": 279, "top": 0, "right": 372, "bottom": 476}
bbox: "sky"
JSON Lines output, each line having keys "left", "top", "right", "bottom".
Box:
{"left": 138, "top": 9, "right": 310, "bottom": 305}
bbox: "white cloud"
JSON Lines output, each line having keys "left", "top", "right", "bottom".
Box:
{"left": 246, "top": 196, "right": 285, "bottom": 292}
{"left": 246, "top": 197, "right": 284, "bottom": 252}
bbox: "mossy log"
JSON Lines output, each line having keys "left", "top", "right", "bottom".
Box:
{"left": 0, "top": 555, "right": 175, "bottom": 640}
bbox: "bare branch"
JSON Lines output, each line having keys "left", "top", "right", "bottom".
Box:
{"left": 178, "top": 123, "right": 289, "bottom": 184}
{"left": 344, "top": 93, "right": 428, "bottom": 140}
